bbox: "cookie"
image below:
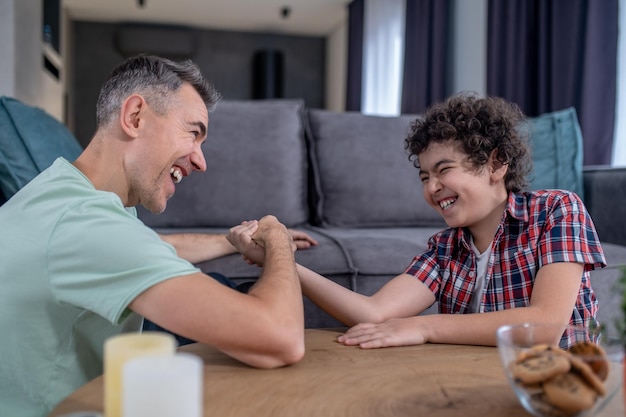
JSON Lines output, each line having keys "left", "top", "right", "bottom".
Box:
{"left": 515, "top": 344, "right": 560, "bottom": 363}
{"left": 512, "top": 351, "right": 571, "bottom": 384}
{"left": 569, "top": 355, "right": 606, "bottom": 396}
{"left": 567, "top": 341, "right": 609, "bottom": 381}
{"left": 543, "top": 372, "right": 597, "bottom": 414}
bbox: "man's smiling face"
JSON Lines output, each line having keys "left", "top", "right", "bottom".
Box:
{"left": 130, "top": 83, "right": 209, "bottom": 214}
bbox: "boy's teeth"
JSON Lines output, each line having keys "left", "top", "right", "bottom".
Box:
{"left": 170, "top": 167, "right": 182, "bottom": 184}
{"left": 440, "top": 198, "right": 456, "bottom": 209}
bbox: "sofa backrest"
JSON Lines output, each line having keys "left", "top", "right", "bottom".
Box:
{"left": 139, "top": 99, "right": 310, "bottom": 228}
{"left": 306, "top": 109, "right": 444, "bottom": 228}
{"left": 139, "top": 100, "right": 587, "bottom": 230}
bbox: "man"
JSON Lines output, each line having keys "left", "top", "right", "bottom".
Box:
{"left": 0, "top": 55, "right": 310, "bottom": 417}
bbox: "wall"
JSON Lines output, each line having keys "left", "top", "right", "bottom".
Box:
{"left": 0, "top": 0, "right": 64, "bottom": 121}
{"left": 14, "top": 0, "right": 41, "bottom": 105}
{"left": 325, "top": 20, "right": 347, "bottom": 112}
{"left": 71, "top": 21, "right": 326, "bottom": 146}
{"left": 0, "top": 0, "right": 16, "bottom": 98}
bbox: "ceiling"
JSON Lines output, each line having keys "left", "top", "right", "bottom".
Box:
{"left": 62, "top": 0, "right": 350, "bottom": 37}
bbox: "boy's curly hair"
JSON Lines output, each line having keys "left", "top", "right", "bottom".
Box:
{"left": 405, "top": 93, "right": 533, "bottom": 193}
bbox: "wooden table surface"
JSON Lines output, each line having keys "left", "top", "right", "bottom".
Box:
{"left": 49, "top": 328, "right": 624, "bottom": 417}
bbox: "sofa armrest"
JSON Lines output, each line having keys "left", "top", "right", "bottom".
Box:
{"left": 583, "top": 166, "right": 626, "bottom": 246}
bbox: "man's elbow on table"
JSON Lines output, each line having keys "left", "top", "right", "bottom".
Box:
{"left": 239, "top": 329, "right": 305, "bottom": 369}
{"left": 268, "top": 325, "right": 306, "bottom": 368}
{"left": 263, "top": 344, "right": 306, "bottom": 369}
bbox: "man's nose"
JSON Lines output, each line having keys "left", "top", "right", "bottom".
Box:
{"left": 191, "top": 144, "right": 207, "bottom": 172}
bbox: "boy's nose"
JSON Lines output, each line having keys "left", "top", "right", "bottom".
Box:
{"left": 426, "top": 177, "right": 442, "bottom": 194}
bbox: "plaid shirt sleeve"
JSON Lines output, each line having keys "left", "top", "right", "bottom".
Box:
{"left": 536, "top": 191, "right": 606, "bottom": 271}
{"left": 404, "top": 235, "right": 443, "bottom": 295}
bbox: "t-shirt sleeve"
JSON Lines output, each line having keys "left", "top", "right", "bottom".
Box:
{"left": 538, "top": 191, "right": 606, "bottom": 271}
{"left": 47, "top": 195, "right": 199, "bottom": 324}
{"left": 404, "top": 236, "right": 442, "bottom": 297}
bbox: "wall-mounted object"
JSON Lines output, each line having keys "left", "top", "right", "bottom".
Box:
{"left": 252, "top": 49, "right": 284, "bottom": 99}
{"left": 43, "top": 0, "right": 61, "bottom": 53}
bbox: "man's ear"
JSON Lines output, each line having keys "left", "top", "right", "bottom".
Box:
{"left": 488, "top": 149, "right": 508, "bottom": 181}
{"left": 119, "top": 94, "right": 146, "bottom": 138}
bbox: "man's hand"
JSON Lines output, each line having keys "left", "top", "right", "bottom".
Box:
{"left": 227, "top": 216, "right": 299, "bottom": 266}
{"left": 231, "top": 221, "right": 318, "bottom": 267}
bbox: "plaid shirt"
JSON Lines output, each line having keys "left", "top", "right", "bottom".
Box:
{"left": 405, "top": 190, "right": 606, "bottom": 347}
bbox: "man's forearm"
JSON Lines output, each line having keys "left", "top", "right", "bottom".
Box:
{"left": 250, "top": 233, "right": 304, "bottom": 324}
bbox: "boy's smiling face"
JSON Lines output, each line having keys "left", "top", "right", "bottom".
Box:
{"left": 418, "top": 140, "right": 508, "bottom": 238}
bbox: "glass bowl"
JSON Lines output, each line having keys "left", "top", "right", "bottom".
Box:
{"left": 496, "top": 323, "right": 623, "bottom": 417}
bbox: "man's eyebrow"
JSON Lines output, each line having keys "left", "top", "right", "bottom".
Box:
{"left": 190, "top": 121, "right": 207, "bottom": 137}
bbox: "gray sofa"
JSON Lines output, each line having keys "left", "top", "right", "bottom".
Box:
{"left": 137, "top": 99, "right": 626, "bottom": 336}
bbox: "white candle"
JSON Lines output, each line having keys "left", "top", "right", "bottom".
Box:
{"left": 122, "top": 352, "right": 204, "bottom": 417}
{"left": 103, "top": 332, "right": 176, "bottom": 417}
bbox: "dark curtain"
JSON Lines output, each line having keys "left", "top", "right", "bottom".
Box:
{"left": 487, "top": 0, "right": 618, "bottom": 165}
{"left": 346, "top": 0, "right": 365, "bottom": 111}
{"left": 401, "top": 0, "right": 451, "bottom": 114}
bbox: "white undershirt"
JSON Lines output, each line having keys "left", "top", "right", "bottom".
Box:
{"left": 467, "top": 237, "right": 492, "bottom": 313}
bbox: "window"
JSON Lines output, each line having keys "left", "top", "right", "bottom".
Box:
{"left": 361, "top": 0, "right": 405, "bottom": 116}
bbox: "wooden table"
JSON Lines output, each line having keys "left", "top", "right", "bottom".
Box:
{"left": 49, "top": 328, "right": 623, "bottom": 417}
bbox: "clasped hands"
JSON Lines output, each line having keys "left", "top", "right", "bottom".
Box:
{"left": 226, "top": 215, "right": 318, "bottom": 266}
{"left": 226, "top": 217, "right": 425, "bottom": 349}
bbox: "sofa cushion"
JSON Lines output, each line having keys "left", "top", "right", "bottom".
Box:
{"left": 139, "top": 99, "right": 309, "bottom": 228}
{"left": 527, "top": 107, "right": 584, "bottom": 199}
{"left": 306, "top": 109, "right": 444, "bottom": 228}
{"left": 0, "top": 96, "right": 83, "bottom": 200}
{"left": 314, "top": 226, "right": 442, "bottom": 277}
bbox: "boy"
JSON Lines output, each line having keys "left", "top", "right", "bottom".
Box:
{"left": 246, "top": 94, "right": 606, "bottom": 349}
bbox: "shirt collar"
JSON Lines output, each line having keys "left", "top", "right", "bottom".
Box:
{"left": 506, "top": 191, "right": 530, "bottom": 223}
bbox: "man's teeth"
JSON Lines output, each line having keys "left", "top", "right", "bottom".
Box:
{"left": 439, "top": 198, "right": 456, "bottom": 209}
{"left": 170, "top": 167, "right": 182, "bottom": 184}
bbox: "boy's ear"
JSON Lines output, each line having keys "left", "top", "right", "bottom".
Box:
{"left": 488, "top": 149, "right": 508, "bottom": 181}
{"left": 119, "top": 94, "right": 146, "bottom": 138}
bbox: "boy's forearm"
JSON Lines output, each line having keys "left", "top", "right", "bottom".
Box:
{"left": 159, "top": 232, "right": 237, "bottom": 263}
{"left": 296, "top": 264, "right": 383, "bottom": 325}
{"left": 420, "top": 306, "right": 566, "bottom": 346}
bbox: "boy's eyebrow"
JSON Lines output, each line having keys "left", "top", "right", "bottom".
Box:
{"left": 419, "top": 158, "right": 456, "bottom": 175}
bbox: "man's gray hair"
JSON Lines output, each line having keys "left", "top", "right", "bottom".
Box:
{"left": 95, "top": 54, "right": 221, "bottom": 128}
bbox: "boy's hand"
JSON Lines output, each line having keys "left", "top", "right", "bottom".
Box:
{"left": 288, "top": 229, "right": 318, "bottom": 250}
{"left": 337, "top": 318, "right": 427, "bottom": 348}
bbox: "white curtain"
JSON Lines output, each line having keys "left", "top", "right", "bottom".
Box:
{"left": 612, "top": 0, "right": 626, "bottom": 166}
{"left": 361, "top": 0, "right": 406, "bottom": 116}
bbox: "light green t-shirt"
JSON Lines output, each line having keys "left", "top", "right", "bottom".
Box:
{"left": 0, "top": 158, "right": 199, "bottom": 417}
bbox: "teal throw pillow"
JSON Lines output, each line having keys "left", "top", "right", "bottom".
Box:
{"left": 0, "top": 96, "right": 83, "bottom": 200}
{"left": 527, "top": 107, "right": 584, "bottom": 199}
